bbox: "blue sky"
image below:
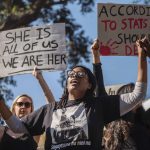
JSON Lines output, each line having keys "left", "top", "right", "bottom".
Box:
{"left": 8, "top": 0, "right": 150, "bottom": 109}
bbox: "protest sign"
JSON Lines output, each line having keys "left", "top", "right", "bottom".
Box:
{"left": 105, "top": 83, "right": 134, "bottom": 95}
{"left": 105, "top": 84, "right": 125, "bottom": 95}
{"left": 98, "top": 3, "right": 150, "bottom": 56}
{"left": 0, "top": 23, "right": 67, "bottom": 78}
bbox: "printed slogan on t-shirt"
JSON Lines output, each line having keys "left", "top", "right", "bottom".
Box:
{"left": 98, "top": 3, "right": 150, "bottom": 56}
{"left": 0, "top": 23, "right": 67, "bottom": 78}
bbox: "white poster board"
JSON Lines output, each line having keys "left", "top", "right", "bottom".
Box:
{"left": 0, "top": 23, "right": 67, "bottom": 78}
{"left": 98, "top": 3, "right": 150, "bottom": 56}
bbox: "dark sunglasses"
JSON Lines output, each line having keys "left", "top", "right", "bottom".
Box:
{"left": 67, "top": 70, "right": 87, "bottom": 78}
{"left": 15, "top": 102, "right": 32, "bottom": 108}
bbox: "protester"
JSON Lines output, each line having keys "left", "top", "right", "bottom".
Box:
{"left": 0, "top": 94, "right": 37, "bottom": 150}
{"left": 10, "top": 94, "right": 34, "bottom": 118}
{"left": 0, "top": 37, "right": 148, "bottom": 150}
{"left": 101, "top": 83, "right": 150, "bottom": 150}
{"left": 102, "top": 83, "right": 137, "bottom": 150}
{"left": 91, "top": 39, "right": 137, "bottom": 149}
{"left": 92, "top": 38, "right": 150, "bottom": 150}
{"left": 11, "top": 94, "right": 42, "bottom": 145}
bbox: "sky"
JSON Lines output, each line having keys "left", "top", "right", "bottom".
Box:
{"left": 7, "top": 0, "right": 150, "bottom": 109}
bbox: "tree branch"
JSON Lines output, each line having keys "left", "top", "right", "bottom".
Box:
{"left": 0, "top": 0, "right": 47, "bottom": 30}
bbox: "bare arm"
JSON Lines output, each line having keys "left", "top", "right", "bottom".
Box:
{"left": 136, "top": 37, "right": 148, "bottom": 83}
{"left": 0, "top": 95, "right": 28, "bottom": 133}
{"left": 32, "top": 67, "right": 56, "bottom": 106}
{"left": 0, "top": 95, "right": 12, "bottom": 120}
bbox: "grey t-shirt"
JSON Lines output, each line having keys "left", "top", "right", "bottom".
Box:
{"left": 20, "top": 95, "right": 120, "bottom": 150}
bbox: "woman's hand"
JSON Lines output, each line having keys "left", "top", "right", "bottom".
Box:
{"left": 91, "top": 39, "right": 100, "bottom": 57}
{"left": 91, "top": 39, "right": 100, "bottom": 64}
{"left": 32, "top": 66, "right": 42, "bottom": 80}
{"left": 136, "top": 37, "right": 150, "bottom": 58}
{"left": 136, "top": 37, "right": 148, "bottom": 83}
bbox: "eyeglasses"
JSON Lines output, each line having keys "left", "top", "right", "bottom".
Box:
{"left": 67, "top": 70, "right": 87, "bottom": 78}
{"left": 15, "top": 102, "right": 32, "bottom": 108}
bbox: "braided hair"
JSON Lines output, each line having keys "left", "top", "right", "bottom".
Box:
{"left": 56, "top": 65, "right": 96, "bottom": 109}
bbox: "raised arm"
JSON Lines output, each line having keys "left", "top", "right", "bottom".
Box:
{"left": 32, "top": 67, "right": 56, "bottom": 106}
{"left": 120, "top": 37, "right": 148, "bottom": 116}
{"left": 0, "top": 95, "right": 28, "bottom": 133}
{"left": 0, "top": 95, "right": 12, "bottom": 120}
{"left": 136, "top": 37, "right": 148, "bottom": 83}
{"left": 91, "top": 39, "right": 107, "bottom": 97}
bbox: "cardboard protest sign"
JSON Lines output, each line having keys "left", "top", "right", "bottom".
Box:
{"left": 105, "top": 83, "right": 134, "bottom": 95}
{"left": 0, "top": 23, "right": 67, "bottom": 78}
{"left": 105, "top": 84, "right": 125, "bottom": 95}
{"left": 98, "top": 3, "right": 150, "bottom": 56}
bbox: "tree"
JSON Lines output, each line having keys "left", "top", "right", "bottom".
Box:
{"left": 0, "top": 0, "right": 95, "bottom": 65}
{"left": 1, "top": 0, "right": 149, "bottom": 101}
{"left": 133, "top": 0, "right": 150, "bottom": 4}
{"left": 0, "top": 77, "right": 16, "bottom": 101}
{"left": 0, "top": 0, "right": 95, "bottom": 98}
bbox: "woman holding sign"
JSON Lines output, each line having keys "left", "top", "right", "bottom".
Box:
{"left": 0, "top": 94, "right": 37, "bottom": 150}
{"left": 0, "top": 37, "right": 149, "bottom": 150}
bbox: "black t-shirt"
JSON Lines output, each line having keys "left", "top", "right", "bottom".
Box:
{"left": 0, "top": 126, "right": 37, "bottom": 150}
{"left": 22, "top": 95, "right": 120, "bottom": 150}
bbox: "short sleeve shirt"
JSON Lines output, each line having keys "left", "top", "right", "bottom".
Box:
{"left": 22, "top": 95, "right": 120, "bottom": 150}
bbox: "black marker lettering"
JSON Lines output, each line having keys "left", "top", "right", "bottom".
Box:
{"left": 23, "top": 30, "right": 30, "bottom": 42}
{"left": 5, "top": 32, "right": 14, "bottom": 44}
{"left": 44, "top": 27, "right": 51, "bottom": 38}
{"left": 98, "top": 5, "right": 108, "bottom": 17}
{"left": 36, "top": 28, "right": 43, "bottom": 40}
{"left": 3, "top": 44, "right": 18, "bottom": 55}
{"left": 2, "top": 57, "right": 18, "bottom": 68}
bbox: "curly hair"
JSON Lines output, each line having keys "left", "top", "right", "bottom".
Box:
{"left": 102, "top": 120, "right": 136, "bottom": 150}
{"left": 102, "top": 83, "right": 136, "bottom": 150}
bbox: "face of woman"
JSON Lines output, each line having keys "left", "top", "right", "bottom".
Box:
{"left": 67, "top": 67, "right": 92, "bottom": 96}
{"left": 14, "top": 96, "right": 32, "bottom": 118}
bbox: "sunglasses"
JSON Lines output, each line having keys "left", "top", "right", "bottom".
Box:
{"left": 15, "top": 102, "right": 32, "bottom": 108}
{"left": 67, "top": 70, "right": 87, "bottom": 78}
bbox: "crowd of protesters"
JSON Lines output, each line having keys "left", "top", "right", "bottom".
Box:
{"left": 0, "top": 37, "right": 150, "bottom": 150}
